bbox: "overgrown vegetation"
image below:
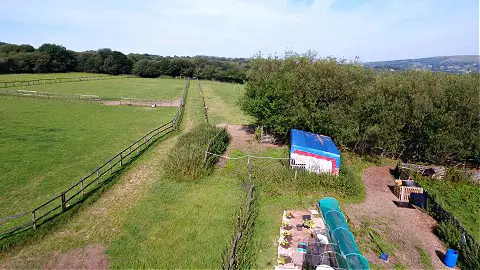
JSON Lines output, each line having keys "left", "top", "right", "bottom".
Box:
{"left": 416, "top": 176, "right": 480, "bottom": 237}
{"left": 241, "top": 53, "right": 480, "bottom": 165}
{"left": 241, "top": 149, "right": 364, "bottom": 199}
{"left": 434, "top": 220, "right": 480, "bottom": 269}
{"left": 164, "top": 123, "right": 229, "bottom": 181}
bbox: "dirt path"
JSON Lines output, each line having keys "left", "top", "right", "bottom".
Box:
{"left": 345, "top": 166, "right": 448, "bottom": 269}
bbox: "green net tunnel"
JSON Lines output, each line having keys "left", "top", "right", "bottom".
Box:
{"left": 319, "top": 197, "right": 370, "bottom": 270}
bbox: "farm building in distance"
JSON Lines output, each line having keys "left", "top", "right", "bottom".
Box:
{"left": 290, "top": 129, "right": 340, "bottom": 175}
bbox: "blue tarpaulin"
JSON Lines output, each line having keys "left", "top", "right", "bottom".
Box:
{"left": 290, "top": 129, "right": 341, "bottom": 174}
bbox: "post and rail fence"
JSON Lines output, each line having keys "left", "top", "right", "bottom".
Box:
{"left": 0, "top": 75, "right": 136, "bottom": 88}
{"left": 0, "top": 78, "right": 190, "bottom": 239}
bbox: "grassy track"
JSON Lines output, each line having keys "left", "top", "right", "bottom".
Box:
{"left": 200, "top": 80, "right": 253, "bottom": 125}
{"left": 6, "top": 77, "right": 185, "bottom": 100}
{"left": 0, "top": 72, "right": 108, "bottom": 81}
{"left": 106, "top": 79, "right": 243, "bottom": 268}
{"left": 0, "top": 96, "right": 176, "bottom": 218}
{"left": 417, "top": 179, "right": 480, "bottom": 238}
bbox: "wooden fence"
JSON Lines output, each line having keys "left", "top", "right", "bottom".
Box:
{"left": 195, "top": 78, "right": 208, "bottom": 123}
{"left": 225, "top": 156, "right": 256, "bottom": 270}
{"left": 0, "top": 89, "right": 102, "bottom": 102}
{"left": 0, "top": 78, "right": 190, "bottom": 239}
{"left": 0, "top": 75, "right": 136, "bottom": 88}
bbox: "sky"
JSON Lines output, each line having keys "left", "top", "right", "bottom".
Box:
{"left": 0, "top": 0, "right": 478, "bottom": 61}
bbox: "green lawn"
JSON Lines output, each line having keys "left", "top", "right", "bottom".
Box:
{"left": 107, "top": 172, "right": 243, "bottom": 268}
{"left": 417, "top": 179, "right": 480, "bottom": 238}
{"left": 0, "top": 72, "right": 108, "bottom": 81}
{"left": 199, "top": 80, "right": 253, "bottom": 125}
{"left": 6, "top": 77, "right": 185, "bottom": 100}
{"left": 0, "top": 96, "right": 177, "bottom": 218}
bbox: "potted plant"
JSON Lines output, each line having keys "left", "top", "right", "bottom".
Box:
{"left": 296, "top": 223, "right": 303, "bottom": 231}
{"left": 279, "top": 237, "right": 290, "bottom": 248}
{"left": 282, "top": 220, "right": 290, "bottom": 230}
{"left": 282, "top": 230, "right": 292, "bottom": 240}
{"left": 302, "top": 219, "right": 315, "bottom": 229}
{"left": 286, "top": 211, "right": 293, "bottom": 219}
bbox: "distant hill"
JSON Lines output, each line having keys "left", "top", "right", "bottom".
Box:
{"left": 364, "top": 55, "right": 480, "bottom": 74}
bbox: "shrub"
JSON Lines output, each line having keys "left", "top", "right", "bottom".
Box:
{"left": 164, "top": 124, "right": 229, "bottom": 181}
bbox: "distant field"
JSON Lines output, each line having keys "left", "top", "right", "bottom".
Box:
{"left": 199, "top": 80, "right": 253, "bottom": 125}
{"left": 6, "top": 77, "right": 185, "bottom": 100}
{"left": 0, "top": 96, "right": 177, "bottom": 218}
{"left": 0, "top": 72, "right": 108, "bottom": 81}
{"left": 417, "top": 179, "right": 480, "bottom": 238}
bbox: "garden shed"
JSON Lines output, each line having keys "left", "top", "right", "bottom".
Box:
{"left": 290, "top": 129, "right": 340, "bottom": 175}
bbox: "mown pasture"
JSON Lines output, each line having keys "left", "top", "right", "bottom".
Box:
{"left": 199, "top": 80, "right": 253, "bottom": 125}
{"left": 0, "top": 96, "right": 178, "bottom": 219}
{"left": 5, "top": 77, "right": 185, "bottom": 100}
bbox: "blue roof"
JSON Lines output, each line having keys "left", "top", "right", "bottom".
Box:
{"left": 290, "top": 129, "right": 340, "bottom": 155}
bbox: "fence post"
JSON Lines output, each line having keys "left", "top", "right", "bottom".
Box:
{"left": 32, "top": 211, "right": 37, "bottom": 230}
{"left": 61, "top": 192, "right": 66, "bottom": 211}
{"left": 120, "top": 153, "right": 123, "bottom": 166}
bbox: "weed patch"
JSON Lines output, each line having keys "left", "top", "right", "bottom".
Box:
{"left": 164, "top": 124, "right": 229, "bottom": 181}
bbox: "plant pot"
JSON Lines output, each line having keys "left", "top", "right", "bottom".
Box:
{"left": 296, "top": 224, "right": 303, "bottom": 231}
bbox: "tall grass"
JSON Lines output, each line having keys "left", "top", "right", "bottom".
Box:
{"left": 164, "top": 123, "right": 230, "bottom": 181}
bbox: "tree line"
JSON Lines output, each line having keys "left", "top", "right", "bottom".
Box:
{"left": 241, "top": 53, "right": 480, "bottom": 165}
{"left": 0, "top": 42, "right": 248, "bottom": 83}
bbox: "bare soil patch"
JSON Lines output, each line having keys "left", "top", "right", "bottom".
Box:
{"left": 43, "top": 244, "right": 109, "bottom": 270}
{"left": 103, "top": 99, "right": 180, "bottom": 107}
{"left": 345, "top": 166, "right": 449, "bottom": 269}
{"left": 225, "top": 124, "right": 282, "bottom": 152}
{"left": 216, "top": 124, "right": 282, "bottom": 167}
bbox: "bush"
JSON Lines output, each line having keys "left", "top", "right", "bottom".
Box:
{"left": 241, "top": 53, "right": 480, "bottom": 165}
{"left": 164, "top": 124, "right": 230, "bottom": 181}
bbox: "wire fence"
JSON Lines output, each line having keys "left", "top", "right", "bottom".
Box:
{"left": 0, "top": 78, "right": 190, "bottom": 240}
{"left": 0, "top": 89, "right": 180, "bottom": 107}
{"left": 0, "top": 75, "right": 136, "bottom": 88}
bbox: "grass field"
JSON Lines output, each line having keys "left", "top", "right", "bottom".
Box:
{"left": 0, "top": 72, "right": 109, "bottom": 81}
{"left": 6, "top": 77, "right": 185, "bottom": 100}
{"left": 0, "top": 77, "right": 376, "bottom": 269}
{"left": 417, "top": 179, "right": 480, "bottom": 238}
{"left": 199, "top": 80, "right": 253, "bottom": 125}
{"left": 0, "top": 96, "right": 177, "bottom": 218}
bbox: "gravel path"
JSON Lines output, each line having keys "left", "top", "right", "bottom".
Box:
{"left": 345, "top": 166, "right": 449, "bottom": 269}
